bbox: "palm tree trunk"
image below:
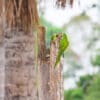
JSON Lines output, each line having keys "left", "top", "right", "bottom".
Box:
{"left": 4, "top": 28, "right": 37, "bottom": 100}
{"left": 0, "top": 0, "right": 39, "bottom": 99}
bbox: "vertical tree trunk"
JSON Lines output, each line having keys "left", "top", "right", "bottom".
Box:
{"left": 49, "top": 37, "right": 64, "bottom": 100}
{"left": 38, "top": 27, "right": 63, "bottom": 100}
{"left": 0, "top": 0, "right": 39, "bottom": 100}
{"left": 0, "top": 14, "right": 5, "bottom": 100}
{"left": 38, "top": 26, "right": 50, "bottom": 100}
{"left": 0, "top": 1, "right": 6, "bottom": 99}
{"left": 4, "top": 29, "right": 37, "bottom": 100}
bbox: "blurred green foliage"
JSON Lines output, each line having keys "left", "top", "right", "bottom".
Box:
{"left": 85, "top": 74, "right": 100, "bottom": 100}
{"left": 64, "top": 88, "right": 84, "bottom": 100}
{"left": 40, "top": 16, "right": 63, "bottom": 47}
{"left": 91, "top": 48, "right": 100, "bottom": 67}
{"left": 91, "top": 54, "right": 100, "bottom": 66}
{"left": 64, "top": 9, "right": 100, "bottom": 99}
{"left": 64, "top": 74, "right": 100, "bottom": 100}
{"left": 39, "top": 7, "right": 100, "bottom": 100}
{"left": 77, "top": 75, "right": 93, "bottom": 93}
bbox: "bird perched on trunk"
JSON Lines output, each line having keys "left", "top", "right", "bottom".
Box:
{"left": 51, "top": 33, "right": 69, "bottom": 68}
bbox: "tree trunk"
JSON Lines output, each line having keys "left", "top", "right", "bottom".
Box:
{"left": 0, "top": 15, "right": 5, "bottom": 100}
{"left": 49, "top": 36, "right": 64, "bottom": 100}
{"left": 0, "top": 0, "right": 38, "bottom": 100}
{"left": 38, "top": 26, "right": 63, "bottom": 100}
{"left": 38, "top": 26, "right": 50, "bottom": 100}
{"left": 4, "top": 28, "right": 37, "bottom": 100}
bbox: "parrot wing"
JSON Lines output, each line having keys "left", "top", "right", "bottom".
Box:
{"left": 54, "top": 33, "right": 69, "bottom": 68}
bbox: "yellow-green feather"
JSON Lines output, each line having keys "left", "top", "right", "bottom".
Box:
{"left": 54, "top": 33, "right": 69, "bottom": 68}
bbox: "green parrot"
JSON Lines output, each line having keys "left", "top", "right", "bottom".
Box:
{"left": 54, "top": 33, "right": 69, "bottom": 68}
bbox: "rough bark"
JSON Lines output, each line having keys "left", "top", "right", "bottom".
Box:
{"left": 4, "top": 28, "right": 37, "bottom": 100}
{"left": 0, "top": 0, "right": 39, "bottom": 100}
{"left": 49, "top": 37, "right": 64, "bottom": 100}
{"left": 0, "top": 15, "right": 5, "bottom": 100}
{"left": 38, "top": 27, "right": 63, "bottom": 100}
{"left": 38, "top": 26, "right": 50, "bottom": 100}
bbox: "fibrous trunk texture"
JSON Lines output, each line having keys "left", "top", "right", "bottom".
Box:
{"left": 0, "top": 0, "right": 39, "bottom": 100}
{"left": 49, "top": 36, "right": 64, "bottom": 100}
{"left": 0, "top": 14, "right": 5, "bottom": 100}
{"left": 38, "top": 27, "right": 50, "bottom": 100}
{"left": 4, "top": 28, "right": 37, "bottom": 100}
{"left": 38, "top": 26, "right": 63, "bottom": 100}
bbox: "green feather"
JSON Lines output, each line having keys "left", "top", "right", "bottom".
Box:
{"left": 54, "top": 33, "right": 69, "bottom": 68}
